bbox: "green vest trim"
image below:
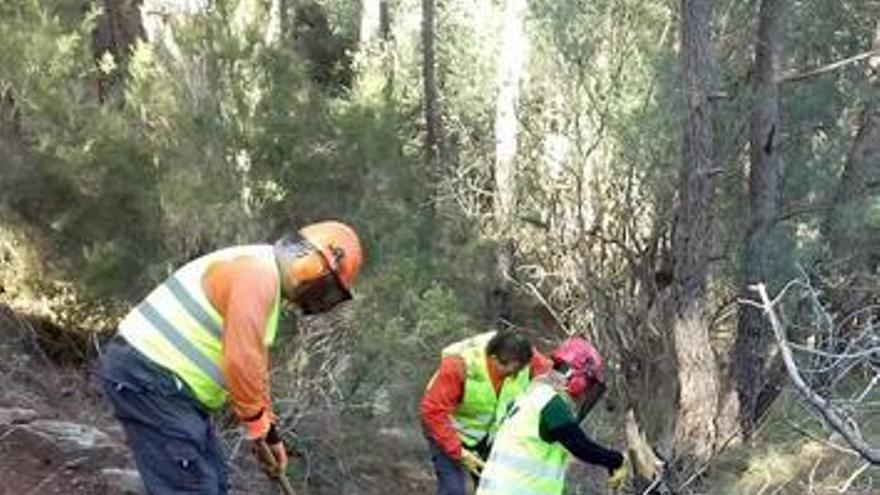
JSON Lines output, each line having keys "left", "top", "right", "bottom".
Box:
{"left": 120, "top": 245, "right": 281, "bottom": 410}
{"left": 444, "top": 332, "right": 531, "bottom": 448}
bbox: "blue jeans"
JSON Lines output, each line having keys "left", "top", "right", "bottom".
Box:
{"left": 428, "top": 437, "right": 476, "bottom": 495}
{"left": 99, "top": 337, "right": 228, "bottom": 495}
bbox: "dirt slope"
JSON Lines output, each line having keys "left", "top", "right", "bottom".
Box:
{"left": 0, "top": 304, "right": 437, "bottom": 495}
{"left": 0, "top": 305, "right": 132, "bottom": 494}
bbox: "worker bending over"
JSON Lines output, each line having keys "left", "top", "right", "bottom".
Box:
{"left": 99, "top": 221, "right": 363, "bottom": 494}
{"left": 421, "top": 330, "right": 552, "bottom": 495}
{"left": 476, "top": 338, "right": 628, "bottom": 495}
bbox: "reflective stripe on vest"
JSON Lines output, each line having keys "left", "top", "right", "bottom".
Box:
{"left": 442, "top": 331, "right": 531, "bottom": 448}
{"left": 476, "top": 380, "right": 570, "bottom": 495}
{"left": 119, "top": 245, "right": 281, "bottom": 410}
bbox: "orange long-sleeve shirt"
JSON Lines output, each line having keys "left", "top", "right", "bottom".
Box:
{"left": 203, "top": 254, "right": 279, "bottom": 439}
{"left": 420, "top": 349, "right": 552, "bottom": 459}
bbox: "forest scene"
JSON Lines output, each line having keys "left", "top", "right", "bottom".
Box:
{"left": 0, "top": 0, "right": 878, "bottom": 493}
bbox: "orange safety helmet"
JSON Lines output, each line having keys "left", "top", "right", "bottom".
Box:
{"left": 299, "top": 221, "right": 363, "bottom": 292}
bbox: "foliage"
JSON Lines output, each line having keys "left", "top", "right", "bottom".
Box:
{"left": 1, "top": 0, "right": 880, "bottom": 491}
{"left": 704, "top": 390, "right": 879, "bottom": 495}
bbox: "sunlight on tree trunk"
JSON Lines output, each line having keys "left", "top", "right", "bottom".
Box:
{"left": 353, "top": 1, "right": 394, "bottom": 114}
{"left": 264, "top": 0, "right": 288, "bottom": 45}
{"left": 491, "top": 0, "right": 528, "bottom": 325}
{"left": 672, "top": 308, "right": 719, "bottom": 461}
{"left": 672, "top": 0, "right": 719, "bottom": 463}
{"left": 360, "top": 0, "right": 387, "bottom": 45}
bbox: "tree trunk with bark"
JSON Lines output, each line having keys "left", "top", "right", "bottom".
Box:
{"left": 490, "top": 0, "right": 529, "bottom": 325}
{"left": 265, "top": 0, "right": 289, "bottom": 45}
{"left": 734, "top": 0, "right": 784, "bottom": 438}
{"left": 672, "top": 0, "right": 720, "bottom": 462}
{"left": 93, "top": 0, "right": 146, "bottom": 101}
{"left": 823, "top": 22, "right": 880, "bottom": 325}
{"left": 360, "top": 0, "right": 389, "bottom": 45}
{"left": 421, "top": 0, "right": 441, "bottom": 168}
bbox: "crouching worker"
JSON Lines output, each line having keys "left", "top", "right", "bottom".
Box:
{"left": 476, "top": 338, "right": 629, "bottom": 495}
{"left": 99, "top": 221, "right": 363, "bottom": 494}
{"left": 420, "top": 331, "right": 552, "bottom": 495}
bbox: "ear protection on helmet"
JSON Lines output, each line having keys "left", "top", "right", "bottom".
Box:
{"left": 275, "top": 234, "right": 324, "bottom": 280}
{"left": 557, "top": 363, "right": 589, "bottom": 398}
{"left": 298, "top": 221, "right": 363, "bottom": 292}
{"left": 289, "top": 250, "right": 326, "bottom": 283}
{"left": 567, "top": 373, "right": 589, "bottom": 399}
{"left": 275, "top": 233, "right": 351, "bottom": 314}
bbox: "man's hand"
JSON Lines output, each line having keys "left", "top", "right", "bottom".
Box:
{"left": 459, "top": 449, "right": 485, "bottom": 476}
{"left": 606, "top": 458, "right": 629, "bottom": 490}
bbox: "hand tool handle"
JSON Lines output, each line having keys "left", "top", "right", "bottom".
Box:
{"left": 256, "top": 440, "right": 297, "bottom": 495}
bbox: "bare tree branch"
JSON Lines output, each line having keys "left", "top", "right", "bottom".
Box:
{"left": 751, "top": 282, "right": 880, "bottom": 464}
{"left": 837, "top": 462, "right": 871, "bottom": 494}
{"left": 777, "top": 50, "right": 879, "bottom": 84}
{"left": 784, "top": 418, "right": 861, "bottom": 458}
{"left": 509, "top": 275, "right": 572, "bottom": 336}
{"left": 787, "top": 343, "right": 880, "bottom": 360}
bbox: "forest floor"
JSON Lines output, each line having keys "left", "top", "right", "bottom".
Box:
{"left": 0, "top": 304, "right": 127, "bottom": 494}
{"left": 1, "top": 300, "right": 875, "bottom": 495}
{"left": 0, "top": 303, "right": 435, "bottom": 495}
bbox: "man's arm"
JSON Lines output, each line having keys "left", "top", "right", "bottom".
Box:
{"left": 539, "top": 395, "right": 623, "bottom": 472}
{"left": 206, "top": 256, "right": 279, "bottom": 439}
{"left": 420, "top": 356, "right": 466, "bottom": 459}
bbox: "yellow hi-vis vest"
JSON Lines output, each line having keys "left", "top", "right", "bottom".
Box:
{"left": 476, "top": 377, "right": 571, "bottom": 495}
{"left": 442, "top": 331, "right": 531, "bottom": 448}
{"left": 119, "top": 245, "right": 280, "bottom": 410}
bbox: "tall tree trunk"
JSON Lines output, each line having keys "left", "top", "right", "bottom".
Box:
{"left": 360, "top": 0, "right": 389, "bottom": 45}
{"left": 0, "top": 91, "right": 30, "bottom": 215}
{"left": 265, "top": 0, "right": 289, "bottom": 45}
{"left": 421, "top": 0, "right": 441, "bottom": 167}
{"left": 734, "top": 0, "right": 785, "bottom": 439}
{"left": 672, "top": 0, "right": 719, "bottom": 462}
{"left": 490, "top": 0, "right": 529, "bottom": 325}
{"left": 355, "top": 0, "right": 393, "bottom": 110}
{"left": 93, "top": 0, "right": 146, "bottom": 101}
{"left": 823, "top": 23, "right": 880, "bottom": 325}
{"left": 419, "top": 0, "right": 446, "bottom": 252}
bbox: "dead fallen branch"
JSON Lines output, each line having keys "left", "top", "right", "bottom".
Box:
{"left": 777, "top": 50, "right": 878, "bottom": 84}
{"left": 750, "top": 283, "right": 880, "bottom": 465}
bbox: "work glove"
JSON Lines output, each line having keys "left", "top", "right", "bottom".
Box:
{"left": 253, "top": 425, "right": 289, "bottom": 476}
{"left": 459, "top": 449, "right": 485, "bottom": 476}
{"left": 606, "top": 457, "right": 630, "bottom": 490}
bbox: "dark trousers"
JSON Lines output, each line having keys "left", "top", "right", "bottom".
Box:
{"left": 99, "top": 338, "right": 228, "bottom": 495}
{"left": 428, "top": 437, "right": 478, "bottom": 495}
